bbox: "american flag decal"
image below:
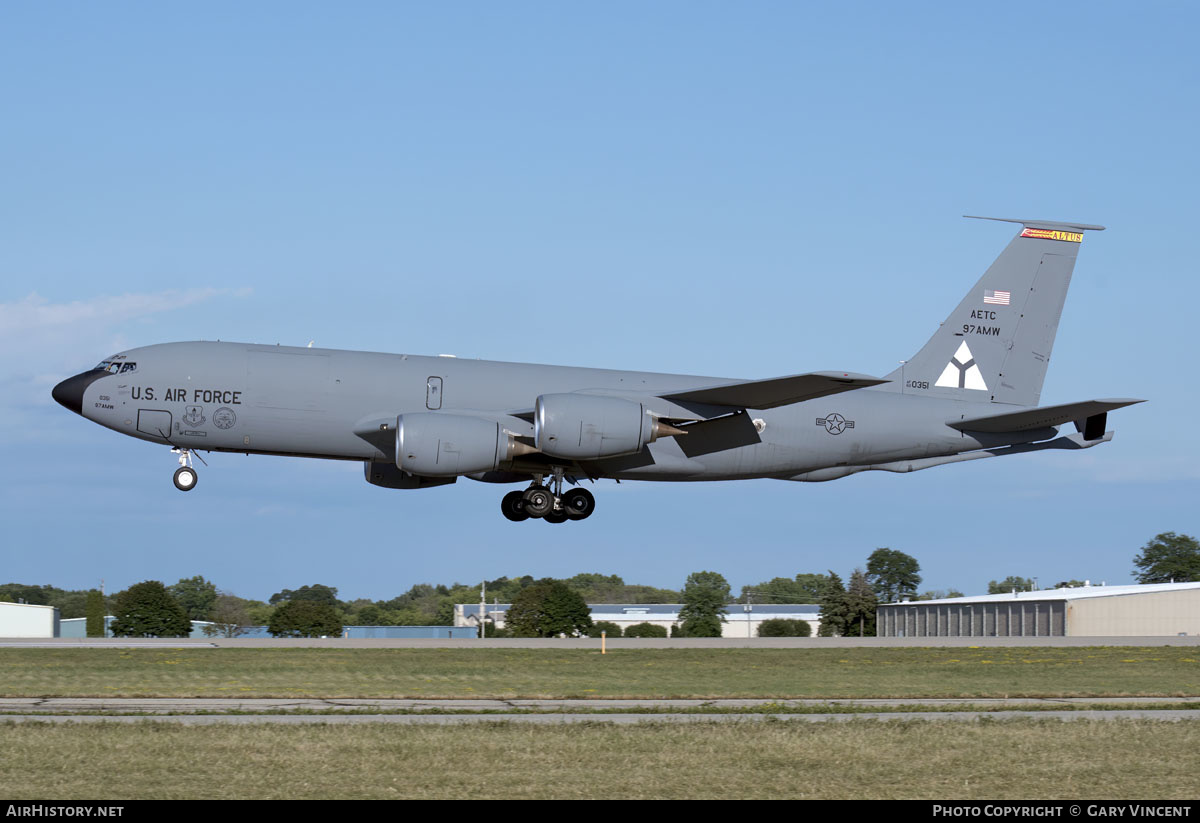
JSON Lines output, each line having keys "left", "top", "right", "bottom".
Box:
{"left": 983, "top": 289, "right": 1011, "bottom": 305}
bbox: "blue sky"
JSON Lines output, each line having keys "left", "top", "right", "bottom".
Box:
{"left": 2, "top": 2, "right": 1197, "bottom": 603}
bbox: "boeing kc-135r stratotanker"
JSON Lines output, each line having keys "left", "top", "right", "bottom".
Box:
{"left": 53, "top": 216, "right": 1142, "bottom": 523}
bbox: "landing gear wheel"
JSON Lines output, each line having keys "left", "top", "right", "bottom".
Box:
{"left": 562, "top": 488, "right": 595, "bottom": 520}
{"left": 522, "top": 486, "right": 555, "bottom": 518}
{"left": 173, "top": 466, "right": 198, "bottom": 492}
{"left": 500, "top": 490, "right": 530, "bottom": 522}
{"left": 543, "top": 511, "right": 568, "bottom": 524}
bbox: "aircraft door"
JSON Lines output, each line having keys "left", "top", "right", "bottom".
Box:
{"left": 136, "top": 409, "right": 172, "bottom": 439}
{"left": 426, "top": 376, "right": 443, "bottom": 410}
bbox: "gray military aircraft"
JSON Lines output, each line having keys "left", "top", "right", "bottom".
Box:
{"left": 53, "top": 216, "right": 1141, "bottom": 523}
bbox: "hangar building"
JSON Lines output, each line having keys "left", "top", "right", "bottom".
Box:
{"left": 0, "top": 602, "right": 60, "bottom": 638}
{"left": 877, "top": 582, "right": 1200, "bottom": 638}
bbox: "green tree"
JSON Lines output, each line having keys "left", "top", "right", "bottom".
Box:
{"left": 914, "top": 589, "right": 965, "bottom": 601}
{"left": 845, "top": 569, "right": 878, "bottom": 637}
{"left": 625, "top": 622, "right": 669, "bottom": 638}
{"left": 817, "top": 571, "right": 848, "bottom": 636}
{"left": 202, "top": 593, "right": 253, "bottom": 638}
{"left": 269, "top": 584, "right": 340, "bottom": 607}
{"left": 51, "top": 591, "right": 89, "bottom": 619}
{"left": 988, "top": 576, "right": 1035, "bottom": 594}
{"left": 865, "top": 548, "right": 922, "bottom": 603}
{"left": 85, "top": 589, "right": 106, "bottom": 638}
{"left": 244, "top": 600, "right": 275, "bottom": 626}
{"left": 738, "top": 573, "right": 832, "bottom": 604}
{"left": 354, "top": 604, "right": 387, "bottom": 625}
{"left": 505, "top": 580, "right": 593, "bottom": 637}
{"left": 1133, "top": 533, "right": 1200, "bottom": 584}
{"left": 0, "top": 584, "right": 52, "bottom": 605}
{"left": 590, "top": 621, "right": 623, "bottom": 637}
{"left": 169, "top": 575, "right": 218, "bottom": 620}
{"left": 793, "top": 573, "right": 833, "bottom": 602}
{"left": 481, "top": 621, "right": 510, "bottom": 638}
{"left": 678, "top": 571, "right": 729, "bottom": 637}
{"left": 268, "top": 601, "right": 344, "bottom": 638}
{"left": 109, "top": 581, "right": 191, "bottom": 638}
{"left": 1054, "top": 580, "right": 1087, "bottom": 589}
{"left": 756, "top": 618, "right": 812, "bottom": 637}
{"left": 565, "top": 573, "right": 626, "bottom": 602}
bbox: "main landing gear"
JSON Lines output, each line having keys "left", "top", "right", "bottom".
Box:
{"left": 500, "top": 468, "right": 596, "bottom": 524}
{"left": 171, "top": 448, "right": 200, "bottom": 492}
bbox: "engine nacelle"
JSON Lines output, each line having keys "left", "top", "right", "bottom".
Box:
{"left": 396, "top": 413, "right": 530, "bottom": 477}
{"left": 535, "top": 393, "right": 679, "bottom": 460}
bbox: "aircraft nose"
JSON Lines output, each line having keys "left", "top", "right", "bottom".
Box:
{"left": 52, "top": 371, "right": 105, "bottom": 415}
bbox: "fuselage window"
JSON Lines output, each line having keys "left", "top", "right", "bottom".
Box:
{"left": 120, "top": 362, "right": 137, "bottom": 373}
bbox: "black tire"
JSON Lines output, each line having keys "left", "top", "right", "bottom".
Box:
{"left": 562, "top": 487, "right": 595, "bottom": 520}
{"left": 172, "top": 467, "right": 198, "bottom": 492}
{"left": 543, "top": 511, "right": 568, "bottom": 524}
{"left": 500, "top": 490, "right": 529, "bottom": 522}
{"left": 522, "top": 486, "right": 554, "bottom": 518}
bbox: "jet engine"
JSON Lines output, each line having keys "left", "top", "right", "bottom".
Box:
{"left": 395, "top": 413, "right": 535, "bottom": 477}
{"left": 534, "top": 393, "right": 685, "bottom": 460}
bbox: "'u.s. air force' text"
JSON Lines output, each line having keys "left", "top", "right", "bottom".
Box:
{"left": 131, "top": 387, "right": 242, "bottom": 404}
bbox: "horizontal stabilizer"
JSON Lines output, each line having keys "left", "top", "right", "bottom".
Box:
{"left": 948, "top": 398, "right": 1144, "bottom": 433}
{"left": 963, "top": 215, "right": 1106, "bottom": 233}
{"left": 660, "top": 371, "right": 888, "bottom": 410}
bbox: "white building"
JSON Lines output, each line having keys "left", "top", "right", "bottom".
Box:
{"left": 877, "top": 582, "right": 1200, "bottom": 637}
{"left": 0, "top": 602, "right": 60, "bottom": 638}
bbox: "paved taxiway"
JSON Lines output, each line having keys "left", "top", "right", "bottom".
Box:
{"left": 4, "top": 711, "right": 1200, "bottom": 725}
{"left": 4, "top": 697, "right": 1199, "bottom": 712}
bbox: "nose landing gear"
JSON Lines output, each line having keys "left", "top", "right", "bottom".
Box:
{"left": 498, "top": 469, "right": 597, "bottom": 523}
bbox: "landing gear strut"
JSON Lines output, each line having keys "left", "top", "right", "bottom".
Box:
{"left": 499, "top": 469, "right": 597, "bottom": 523}
{"left": 171, "top": 448, "right": 198, "bottom": 492}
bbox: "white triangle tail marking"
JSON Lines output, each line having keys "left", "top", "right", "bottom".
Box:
{"left": 935, "top": 341, "right": 988, "bottom": 391}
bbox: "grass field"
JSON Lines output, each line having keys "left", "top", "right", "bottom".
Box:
{"left": 5, "top": 646, "right": 1197, "bottom": 799}
{"left": 2, "top": 719, "right": 1198, "bottom": 800}
{"left": 2, "top": 646, "right": 1198, "bottom": 698}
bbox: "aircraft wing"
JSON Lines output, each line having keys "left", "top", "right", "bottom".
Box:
{"left": 948, "top": 398, "right": 1144, "bottom": 434}
{"left": 657, "top": 371, "right": 888, "bottom": 411}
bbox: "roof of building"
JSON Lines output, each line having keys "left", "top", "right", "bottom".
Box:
{"left": 881, "top": 581, "right": 1200, "bottom": 607}
{"left": 0, "top": 601, "right": 57, "bottom": 611}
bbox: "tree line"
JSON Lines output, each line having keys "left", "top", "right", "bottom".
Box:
{"left": 3, "top": 532, "right": 1194, "bottom": 638}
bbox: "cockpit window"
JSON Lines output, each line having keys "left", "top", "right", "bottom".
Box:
{"left": 93, "top": 360, "right": 132, "bottom": 374}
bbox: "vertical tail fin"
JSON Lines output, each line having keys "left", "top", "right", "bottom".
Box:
{"left": 888, "top": 216, "right": 1104, "bottom": 407}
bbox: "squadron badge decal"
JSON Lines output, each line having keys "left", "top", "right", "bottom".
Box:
{"left": 183, "top": 405, "right": 206, "bottom": 427}
{"left": 213, "top": 407, "right": 237, "bottom": 430}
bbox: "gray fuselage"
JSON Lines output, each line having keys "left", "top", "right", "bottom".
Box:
{"left": 62, "top": 340, "right": 1046, "bottom": 484}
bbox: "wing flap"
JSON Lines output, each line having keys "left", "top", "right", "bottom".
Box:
{"left": 659, "top": 371, "right": 887, "bottom": 410}
{"left": 948, "top": 398, "right": 1144, "bottom": 433}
